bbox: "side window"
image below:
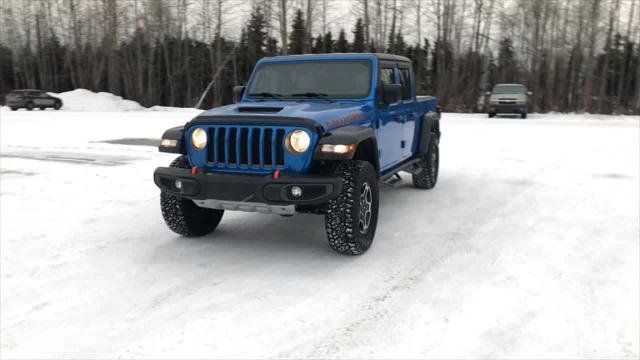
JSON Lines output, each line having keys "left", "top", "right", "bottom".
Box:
{"left": 380, "top": 67, "right": 395, "bottom": 86}
{"left": 399, "top": 68, "right": 411, "bottom": 100}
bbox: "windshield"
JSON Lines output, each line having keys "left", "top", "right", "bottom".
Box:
{"left": 248, "top": 60, "right": 372, "bottom": 99}
{"left": 493, "top": 85, "right": 526, "bottom": 95}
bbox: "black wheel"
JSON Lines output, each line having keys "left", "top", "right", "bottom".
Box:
{"left": 10, "top": 107, "right": 17, "bottom": 111}
{"left": 521, "top": 112, "right": 527, "bottom": 119}
{"left": 488, "top": 112, "right": 495, "bottom": 118}
{"left": 39, "top": 107, "right": 46, "bottom": 110}
{"left": 160, "top": 156, "right": 224, "bottom": 237}
{"left": 324, "top": 160, "right": 379, "bottom": 255}
{"left": 25, "top": 102, "right": 33, "bottom": 111}
{"left": 53, "top": 102, "right": 61, "bottom": 110}
{"left": 412, "top": 133, "right": 439, "bottom": 189}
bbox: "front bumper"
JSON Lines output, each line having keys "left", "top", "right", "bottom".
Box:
{"left": 489, "top": 104, "right": 527, "bottom": 113}
{"left": 153, "top": 167, "right": 342, "bottom": 206}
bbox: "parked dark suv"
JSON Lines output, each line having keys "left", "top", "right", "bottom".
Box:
{"left": 5, "top": 89, "right": 63, "bottom": 111}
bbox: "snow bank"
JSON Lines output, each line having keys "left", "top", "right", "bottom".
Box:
{"left": 38, "top": 89, "right": 202, "bottom": 113}
{"left": 47, "top": 89, "right": 145, "bottom": 111}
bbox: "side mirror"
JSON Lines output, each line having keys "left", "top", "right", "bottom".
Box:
{"left": 485, "top": 91, "right": 491, "bottom": 96}
{"left": 381, "top": 83, "right": 402, "bottom": 105}
{"left": 526, "top": 91, "right": 533, "bottom": 96}
{"left": 233, "top": 86, "right": 245, "bottom": 103}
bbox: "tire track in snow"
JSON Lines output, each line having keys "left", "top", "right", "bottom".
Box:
{"left": 303, "top": 170, "right": 547, "bottom": 358}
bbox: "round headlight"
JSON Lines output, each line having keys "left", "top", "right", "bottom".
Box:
{"left": 286, "top": 130, "right": 311, "bottom": 153}
{"left": 190, "top": 128, "right": 207, "bottom": 150}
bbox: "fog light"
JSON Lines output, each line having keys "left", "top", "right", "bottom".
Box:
{"left": 174, "top": 179, "right": 183, "bottom": 190}
{"left": 291, "top": 186, "right": 302, "bottom": 198}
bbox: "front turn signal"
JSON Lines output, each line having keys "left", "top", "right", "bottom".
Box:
{"left": 321, "top": 144, "right": 356, "bottom": 154}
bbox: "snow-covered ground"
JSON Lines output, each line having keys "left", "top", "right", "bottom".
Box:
{"left": 0, "top": 105, "right": 638, "bottom": 358}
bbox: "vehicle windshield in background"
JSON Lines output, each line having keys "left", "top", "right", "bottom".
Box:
{"left": 248, "top": 60, "right": 372, "bottom": 99}
{"left": 493, "top": 85, "right": 526, "bottom": 94}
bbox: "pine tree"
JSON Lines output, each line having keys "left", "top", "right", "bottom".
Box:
{"left": 246, "top": 6, "right": 266, "bottom": 70}
{"left": 323, "top": 31, "right": 334, "bottom": 53}
{"left": 312, "top": 35, "right": 324, "bottom": 53}
{"left": 497, "top": 37, "right": 517, "bottom": 83}
{"left": 352, "top": 18, "right": 366, "bottom": 53}
{"left": 335, "top": 29, "right": 349, "bottom": 53}
{"left": 394, "top": 33, "right": 406, "bottom": 55}
{"left": 266, "top": 37, "right": 278, "bottom": 57}
{"left": 288, "top": 10, "right": 306, "bottom": 55}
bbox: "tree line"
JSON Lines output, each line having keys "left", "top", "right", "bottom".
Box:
{"left": 0, "top": 0, "right": 638, "bottom": 114}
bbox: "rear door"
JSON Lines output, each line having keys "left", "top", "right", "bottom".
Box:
{"left": 376, "top": 61, "right": 404, "bottom": 170}
{"left": 26, "top": 91, "right": 40, "bottom": 105}
{"left": 397, "top": 63, "right": 416, "bottom": 158}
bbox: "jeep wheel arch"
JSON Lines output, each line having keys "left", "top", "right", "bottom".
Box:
{"left": 158, "top": 126, "right": 186, "bottom": 154}
{"left": 418, "top": 111, "right": 440, "bottom": 155}
{"left": 313, "top": 125, "right": 380, "bottom": 174}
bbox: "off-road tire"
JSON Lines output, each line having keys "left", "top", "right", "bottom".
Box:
{"left": 26, "top": 102, "right": 33, "bottom": 111}
{"left": 10, "top": 107, "right": 17, "bottom": 111}
{"left": 412, "top": 133, "right": 439, "bottom": 189}
{"left": 521, "top": 112, "right": 527, "bottom": 119}
{"left": 324, "top": 160, "right": 379, "bottom": 255}
{"left": 160, "top": 156, "right": 224, "bottom": 237}
{"left": 53, "top": 102, "right": 61, "bottom": 110}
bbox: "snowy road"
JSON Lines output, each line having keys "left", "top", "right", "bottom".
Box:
{"left": 1, "top": 109, "right": 638, "bottom": 358}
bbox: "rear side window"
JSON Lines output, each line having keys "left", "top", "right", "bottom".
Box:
{"left": 380, "top": 68, "right": 395, "bottom": 85}
{"left": 399, "top": 68, "right": 411, "bottom": 100}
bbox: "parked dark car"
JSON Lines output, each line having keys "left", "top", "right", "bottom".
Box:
{"left": 4, "top": 89, "right": 63, "bottom": 111}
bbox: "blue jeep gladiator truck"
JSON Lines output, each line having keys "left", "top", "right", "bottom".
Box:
{"left": 154, "top": 53, "right": 441, "bottom": 255}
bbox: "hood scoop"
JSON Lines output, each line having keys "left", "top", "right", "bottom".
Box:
{"left": 237, "top": 106, "right": 283, "bottom": 114}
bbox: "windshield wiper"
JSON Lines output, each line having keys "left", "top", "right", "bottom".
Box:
{"left": 290, "top": 92, "right": 333, "bottom": 102}
{"left": 248, "top": 92, "right": 284, "bottom": 99}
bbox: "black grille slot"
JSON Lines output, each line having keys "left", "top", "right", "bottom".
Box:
{"left": 251, "top": 129, "right": 261, "bottom": 167}
{"left": 239, "top": 128, "right": 249, "bottom": 166}
{"left": 217, "top": 127, "right": 226, "bottom": 165}
{"left": 264, "top": 129, "right": 273, "bottom": 167}
{"left": 228, "top": 128, "right": 237, "bottom": 165}
{"left": 275, "top": 129, "right": 285, "bottom": 166}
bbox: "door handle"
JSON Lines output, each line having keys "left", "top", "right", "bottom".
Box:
{"left": 394, "top": 115, "right": 405, "bottom": 123}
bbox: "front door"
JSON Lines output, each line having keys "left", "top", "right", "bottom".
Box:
{"left": 376, "top": 62, "right": 404, "bottom": 170}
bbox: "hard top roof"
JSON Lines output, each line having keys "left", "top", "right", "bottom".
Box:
{"left": 261, "top": 53, "right": 412, "bottom": 63}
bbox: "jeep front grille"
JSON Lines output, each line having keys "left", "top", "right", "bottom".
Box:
{"left": 206, "top": 126, "right": 286, "bottom": 169}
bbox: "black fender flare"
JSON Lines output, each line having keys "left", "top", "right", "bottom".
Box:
{"left": 313, "top": 125, "right": 380, "bottom": 173}
{"left": 158, "top": 126, "right": 186, "bottom": 154}
{"left": 418, "top": 111, "right": 440, "bottom": 155}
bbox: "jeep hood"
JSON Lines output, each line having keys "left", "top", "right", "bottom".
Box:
{"left": 195, "top": 101, "right": 373, "bottom": 131}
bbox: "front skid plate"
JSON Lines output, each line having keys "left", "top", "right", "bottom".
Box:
{"left": 194, "top": 199, "right": 296, "bottom": 215}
